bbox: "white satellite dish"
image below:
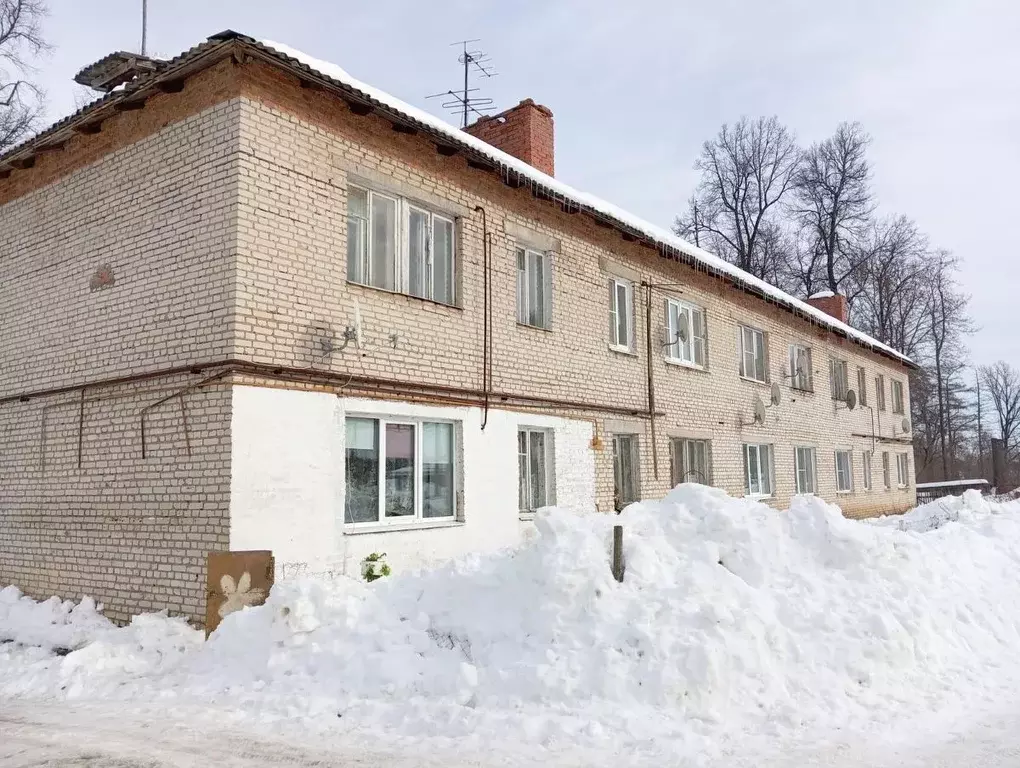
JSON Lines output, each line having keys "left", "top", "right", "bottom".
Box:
{"left": 901, "top": 417, "right": 911, "bottom": 433}
{"left": 769, "top": 382, "right": 782, "bottom": 407}
{"left": 845, "top": 389, "right": 857, "bottom": 411}
{"left": 753, "top": 395, "right": 767, "bottom": 425}
{"left": 677, "top": 314, "right": 689, "bottom": 344}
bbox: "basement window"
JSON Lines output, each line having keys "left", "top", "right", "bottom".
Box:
{"left": 347, "top": 184, "right": 456, "bottom": 305}
{"left": 345, "top": 417, "right": 456, "bottom": 525}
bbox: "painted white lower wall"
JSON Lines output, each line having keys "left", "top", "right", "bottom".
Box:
{"left": 229, "top": 385, "right": 596, "bottom": 578}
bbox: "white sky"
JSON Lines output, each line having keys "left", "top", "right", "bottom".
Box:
{"left": 35, "top": 0, "right": 1020, "bottom": 368}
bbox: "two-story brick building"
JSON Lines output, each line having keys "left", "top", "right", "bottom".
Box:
{"left": 0, "top": 32, "right": 916, "bottom": 624}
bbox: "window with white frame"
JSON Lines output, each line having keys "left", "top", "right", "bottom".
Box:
{"left": 609, "top": 278, "right": 634, "bottom": 351}
{"left": 835, "top": 449, "right": 853, "bottom": 493}
{"left": 612, "top": 434, "right": 640, "bottom": 510}
{"left": 789, "top": 344, "right": 813, "bottom": 391}
{"left": 517, "top": 247, "right": 553, "bottom": 329}
{"left": 743, "top": 443, "right": 774, "bottom": 497}
{"left": 739, "top": 325, "right": 768, "bottom": 382}
{"left": 892, "top": 379, "right": 905, "bottom": 414}
{"left": 519, "top": 428, "right": 554, "bottom": 515}
{"left": 863, "top": 450, "right": 873, "bottom": 490}
{"left": 882, "top": 451, "right": 891, "bottom": 489}
{"left": 344, "top": 417, "right": 456, "bottom": 525}
{"left": 347, "top": 185, "right": 456, "bottom": 305}
{"left": 876, "top": 375, "right": 886, "bottom": 411}
{"left": 896, "top": 452, "right": 910, "bottom": 487}
{"left": 795, "top": 446, "right": 817, "bottom": 494}
{"left": 857, "top": 367, "right": 868, "bottom": 406}
{"left": 830, "top": 359, "right": 849, "bottom": 401}
{"left": 670, "top": 438, "right": 711, "bottom": 485}
{"left": 665, "top": 298, "right": 707, "bottom": 367}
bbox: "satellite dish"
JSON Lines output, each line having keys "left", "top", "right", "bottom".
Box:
{"left": 770, "top": 382, "right": 782, "bottom": 406}
{"left": 753, "top": 395, "right": 767, "bottom": 425}
{"left": 845, "top": 389, "right": 857, "bottom": 411}
{"left": 902, "top": 417, "right": 911, "bottom": 433}
{"left": 677, "top": 314, "right": 689, "bottom": 344}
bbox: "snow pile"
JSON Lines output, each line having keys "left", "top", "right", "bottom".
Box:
{"left": 869, "top": 488, "right": 990, "bottom": 532}
{"left": 5, "top": 485, "right": 1020, "bottom": 750}
{"left": 0, "top": 586, "right": 113, "bottom": 650}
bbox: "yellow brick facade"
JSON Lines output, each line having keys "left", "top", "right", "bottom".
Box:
{"left": 0, "top": 49, "right": 914, "bottom": 623}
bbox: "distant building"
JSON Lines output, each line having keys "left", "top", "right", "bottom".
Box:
{"left": 0, "top": 32, "right": 916, "bottom": 624}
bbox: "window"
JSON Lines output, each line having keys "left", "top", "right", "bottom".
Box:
{"left": 882, "top": 451, "right": 891, "bottom": 489}
{"left": 795, "top": 446, "right": 817, "bottom": 494}
{"left": 739, "top": 326, "right": 768, "bottom": 382}
{"left": 612, "top": 434, "right": 640, "bottom": 510}
{"left": 665, "top": 299, "right": 707, "bottom": 367}
{"left": 857, "top": 367, "right": 868, "bottom": 406}
{"left": 863, "top": 450, "right": 873, "bottom": 490}
{"left": 345, "top": 417, "right": 455, "bottom": 525}
{"left": 347, "top": 185, "right": 456, "bottom": 305}
{"left": 892, "top": 379, "right": 905, "bottom": 414}
{"left": 830, "top": 359, "right": 849, "bottom": 401}
{"left": 670, "top": 438, "right": 711, "bottom": 485}
{"left": 519, "top": 428, "right": 554, "bottom": 515}
{"left": 743, "top": 443, "right": 774, "bottom": 498}
{"left": 835, "top": 450, "right": 853, "bottom": 493}
{"left": 788, "top": 344, "right": 813, "bottom": 391}
{"left": 517, "top": 247, "right": 553, "bottom": 329}
{"left": 876, "top": 375, "right": 886, "bottom": 411}
{"left": 896, "top": 453, "right": 910, "bottom": 487}
{"left": 609, "top": 278, "right": 634, "bottom": 351}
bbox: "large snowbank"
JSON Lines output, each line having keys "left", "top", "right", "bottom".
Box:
{"left": 4, "top": 486, "right": 1020, "bottom": 758}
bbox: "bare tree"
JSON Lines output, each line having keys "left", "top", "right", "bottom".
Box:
{"left": 791, "top": 122, "right": 874, "bottom": 296}
{"left": 0, "top": 0, "right": 48, "bottom": 154}
{"left": 673, "top": 116, "right": 800, "bottom": 281}
{"left": 980, "top": 362, "right": 1020, "bottom": 465}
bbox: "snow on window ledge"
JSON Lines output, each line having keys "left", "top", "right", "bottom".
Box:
{"left": 344, "top": 518, "right": 463, "bottom": 535}
{"left": 664, "top": 358, "right": 707, "bottom": 372}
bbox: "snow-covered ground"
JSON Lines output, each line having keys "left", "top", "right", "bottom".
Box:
{"left": 4, "top": 486, "right": 1020, "bottom": 766}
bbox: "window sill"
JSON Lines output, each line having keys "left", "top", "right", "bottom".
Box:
{"left": 664, "top": 358, "right": 707, "bottom": 372}
{"left": 609, "top": 344, "right": 637, "bottom": 357}
{"left": 836, "top": 490, "right": 853, "bottom": 495}
{"left": 739, "top": 375, "right": 770, "bottom": 387}
{"left": 519, "top": 513, "right": 537, "bottom": 522}
{"left": 517, "top": 321, "right": 553, "bottom": 333}
{"left": 347, "top": 279, "right": 462, "bottom": 311}
{"left": 745, "top": 493, "right": 773, "bottom": 501}
{"left": 343, "top": 518, "right": 464, "bottom": 535}
{"left": 790, "top": 385, "right": 815, "bottom": 395}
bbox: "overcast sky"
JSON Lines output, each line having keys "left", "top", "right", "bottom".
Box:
{"left": 36, "top": 0, "right": 1020, "bottom": 367}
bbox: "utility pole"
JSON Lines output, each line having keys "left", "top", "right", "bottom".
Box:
{"left": 693, "top": 201, "right": 700, "bottom": 248}
{"left": 976, "top": 370, "right": 984, "bottom": 479}
{"left": 141, "top": 0, "right": 148, "bottom": 56}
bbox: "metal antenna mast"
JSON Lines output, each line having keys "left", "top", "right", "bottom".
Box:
{"left": 427, "top": 40, "right": 497, "bottom": 128}
{"left": 141, "top": 0, "right": 148, "bottom": 56}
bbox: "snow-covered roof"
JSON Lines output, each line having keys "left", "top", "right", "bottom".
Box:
{"left": 0, "top": 31, "right": 913, "bottom": 367}
{"left": 916, "top": 479, "right": 990, "bottom": 489}
{"left": 255, "top": 39, "right": 911, "bottom": 367}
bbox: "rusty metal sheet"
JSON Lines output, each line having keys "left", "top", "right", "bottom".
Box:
{"left": 205, "top": 550, "right": 274, "bottom": 635}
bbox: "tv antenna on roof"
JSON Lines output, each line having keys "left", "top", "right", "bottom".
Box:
{"left": 140, "top": 0, "right": 148, "bottom": 56}
{"left": 427, "top": 40, "right": 497, "bottom": 128}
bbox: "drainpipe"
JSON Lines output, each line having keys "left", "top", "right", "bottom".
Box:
{"left": 474, "top": 206, "right": 492, "bottom": 430}
{"left": 643, "top": 281, "right": 659, "bottom": 479}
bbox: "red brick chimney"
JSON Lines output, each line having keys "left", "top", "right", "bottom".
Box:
{"left": 464, "top": 99, "right": 555, "bottom": 177}
{"left": 806, "top": 292, "right": 849, "bottom": 324}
